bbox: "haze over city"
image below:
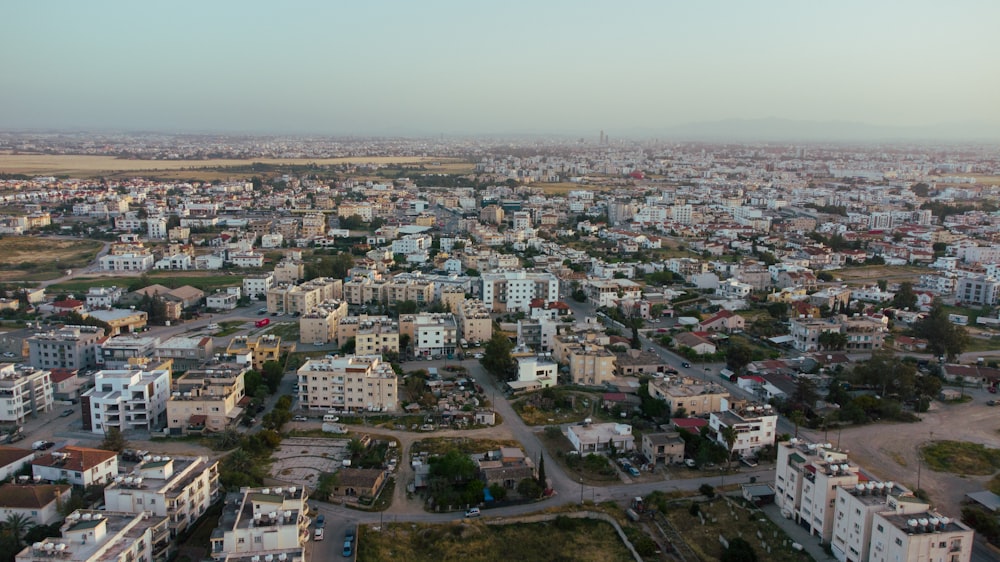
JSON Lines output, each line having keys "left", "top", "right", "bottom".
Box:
{"left": 3, "top": 1, "right": 999, "bottom": 140}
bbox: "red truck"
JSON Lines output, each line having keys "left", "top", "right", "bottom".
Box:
{"left": 255, "top": 318, "right": 270, "bottom": 328}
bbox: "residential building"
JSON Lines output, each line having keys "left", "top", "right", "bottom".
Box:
{"left": 649, "top": 378, "right": 729, "bottom": 417}
{"left": 809, "top": 286, "right": 853, "bottom": 311}
{"left": 206, "top": 292, "right": 239, "bottom": 311}
{"left": 81, "top": 368, "right": 171, "bottom": 434}
{"left": 399, "top": 313, "right": 458, "bottom": 358}
{"left": 480, "top": 270, "right": 559, "bottom": 312}
{"left": 99, "top": 335, "right": 160, "bottom": 369}
{"left": 242, "top": 273, "right": 274, "bottom": 300}
{"left": 87, "top": 309, "right": 149, "bottom": 336}
{"left": 567, "top": 345, "right": 616, "bottom": 386}
{"left": 584, "top": 279, "right": 643, "bottom": 308}
{"left": 516, "top": 317, "right": 562, "bottom": 352}
{"left": 831, "top": 480, "right": 935, "bottom": 562}
{"left": 336, "top": 315, "right": 394, "bottom": 347}
{"left": 698, "top": 310, "right": 746, "bottom": 333}
{"left": 166, "top": 364, "right": 247, "bottom": 435}
{"left": 104, "top": 455, "right": 220, "bottom": 536}
{"left": 708, "top": 403, "right": 778, "bottom": 459}
{"left": 298, "top": 301, "right": 349, "bottom": 345}
{"left": 775, "top": 439, "right": 862, "bottom": 542}
{"left": 296, "top": 355, "right": 398, "bottom": 413}
{"left": 614, "top": 348, "right": 673, "bottom": 377}
{"left": 566, "top": 422, "right": 635, "bottom": 454}
{"left": 273, "top": 259, "right": 305, "bottom": 285}
{"left": 0, "top": 364, "right": 53, "bottom": 424}
{"left": 85, "top": 286, "right": 124, "bottom": 309}
{"left": 225, "top": 335, "right": 283, "bottom": 371}
{"left": 0, "top": 483, "right": 72, "bottom": 525}
{"left": 511, "top": 356, "right": 557, "bottom": 392}
{"left": 267, "top": 278, "right": 343, "bottom": 315}
{"left": 27, "top": 326, "right": 104, "bottom": 371}
{"left": 155, "top": 336, "right": 215, "bottom": 371}
{"left": 0, "top": 447, "right": 37, "bottom": 482}
{"left": 457, "top": 299, "right": 492, "bottom": 345}
{"left": 867, "top": 509, "right": 972, "bottom": 562}
{"left": 32, "top": 446, "right": 118, "bottom": 487}
{"left": 956, "top": 275, "right": 1000, "bottom": 306}
{"left": 672, "top": 331, "right": 717, "bottom": 355}
{"left": 716, "top": 278, "right": 753, "bottom": 299}
{"left": 474, "top": 448, "right": 537, "bottom": 490}
{"left": 641, "top": 432, "right": 685, "bottom": 465}
{"left": 209, "top": 487, "right": 308, "bottom": 561}
{"left": 790, "top": 315, "right": 886, "bottom": 353}
{"left": 99, "top": 252, "right": 155, "bottom": 272}
{"left": 354, "top": 318, "right": 400, "bottom": 356}
{"left": 15, "top": 510, "right": 170, "bottom": 562}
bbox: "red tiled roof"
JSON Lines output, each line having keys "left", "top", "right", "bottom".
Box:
{"left": 31, "top": 446, "right": 117, "bottom": 472}
{"left": 672, "top": 418, "right": 708, "bottom": 431}
{"left": 0, "top": 483, "right": 71, "bottom": 509}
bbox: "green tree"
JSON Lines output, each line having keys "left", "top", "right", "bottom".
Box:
{"left": 721, "top": 537, "right": 759, "bottom": 562}
{"left": 2, "top": 513, "right": 35, "bottom": 549}
{"left": 516, "top": 477, "right": 543, "bottom": 499}
{"left": 481, "top": 328, "right": 516, "bottom": 381}
{"left": 789, "top": 410, "right": 806, "bottom": 438}
{"left": 725, "top": 342, "right": 753, "bottom": 375}
{"left": 395, "top": 300, "right": 418, "bottom": 315}
{"left": 720, "top": 426, "right": 738, "bottom": 470}
{"left": 261, "top": 360, "right": 284, "bottom": 393}
{"left": 892, "top": 282, "right": 918, "bottom": 310}
{"left": 100, "top": 427, "right": 127, "bottom": 452}
{"left": 913, "top": 298, "right": 969, "bottom": 359}
{"left": 537, "top": 455, "right": 547, "bottom": 490}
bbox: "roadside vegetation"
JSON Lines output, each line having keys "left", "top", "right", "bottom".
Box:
{"left": 921, "top": 440, "right": 1000, "bottom": 475}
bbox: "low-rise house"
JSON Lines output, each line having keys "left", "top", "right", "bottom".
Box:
{"left": 331, "top": 468, "right": 386, "bottom": 500}
{"left": 474, "top": 447, "right": 536, "bottom": 489}
{"left": 32, "top": 446, "right": 118, "bottom": 487}
{"left": 641, "top": 432, "right": 685, "bottom": 465}
{"left": 0, "top": 447, "right": 38, "bottom": 483}
{"left": 614, "top": 348, "right": 673, "bottom": 376}
{"left": 0, "top": 483, "right": 72, "bottom": 525}
{"left": 566, "top": 422, "right": 635, "bottom": 454}
{"left": 673, "top": 331, "right": 717, "bottom": 355}
{"left": 698, "top": 310, "right": 746, "bottom": 333}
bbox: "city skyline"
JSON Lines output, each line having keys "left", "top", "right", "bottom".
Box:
{"left": 3, "top": 1, "right": 999, "bottom": 139}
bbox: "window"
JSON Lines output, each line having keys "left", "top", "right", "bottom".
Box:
{"left": 895, "top": 538, "right": 903, "bottom": 546}
{"left": 254, "top": 536, "right": 262, "bottom": 543}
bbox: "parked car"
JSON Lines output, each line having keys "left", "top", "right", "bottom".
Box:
{"left": 60, "top": 408, "right": 74, "bottom": 417}
{"left": 292, "top": 416, "right": 308, "bottom": 422}
{"left": 628, "top": 466, "right": 640, "bottom": 477}
{"left": 316, "top": 514, "right": 325, "bottom": 527}
{"left": 681, "top": 362, "right": 691, "bottom": 368}
{"left": 1, "top": 352, "right": 15, "bottom": 358}
{"left": 342, "top": 539, "right": 352, "bottom": 556}
{"left": 464, "top": 507, "right": 481, "bottom": 518}
{"left": 32, "top": 440, "right": 53, "bottom": 450}
{"left": 988, "top": 400, "right": 997, "bottom": 406}
{"left": 314, "top": 527, "right": 324, "bottom": 541}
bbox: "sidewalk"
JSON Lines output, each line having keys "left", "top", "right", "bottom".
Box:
{"left": 760, "top": 503, "right": 836, "bottom": 561}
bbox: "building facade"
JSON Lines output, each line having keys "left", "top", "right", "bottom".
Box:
{"left": 296, "top": 355, "right": 398, "bottom": 413}
{"left": 81, "top": 369, "right": 171, "bottom": 434}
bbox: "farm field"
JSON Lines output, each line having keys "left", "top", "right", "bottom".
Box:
{"left": 0, "top": 237, "right": 103, "bottom": 282}
{"left": 0, "top": 153, "right": 463, "bottom": 177}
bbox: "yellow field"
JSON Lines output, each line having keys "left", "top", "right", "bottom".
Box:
{"left": 531, "top": 182, "right": 612, "bottom": 195}
{"left": 0, "top": 237, "right": 104, "bottom": 282}
{"left": 0, "top": 153, "right": 462, "bottom": 177}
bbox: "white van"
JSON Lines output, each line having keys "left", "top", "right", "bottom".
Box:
{"left": 323, "top": 414, "right": 340, "bottom": 422}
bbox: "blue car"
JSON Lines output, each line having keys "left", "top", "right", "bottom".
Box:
{"left": 315, "top": 514, "right": 325, "bottom": 527}
{"left": 343, "top": 540, "right": 353, "bottom": 557}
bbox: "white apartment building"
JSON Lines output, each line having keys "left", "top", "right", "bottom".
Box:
{"left": 243, "top": 273, "right": 274, "bottom": 300}
{"left": 867, "top": 510, "right": 972, "bottom": 562}
{"left": 390, "top": 233, "right": 432, "bottom": 255}
{"left": 956, "top": 275, "right": 1000, "bottom": 306}
{"left": 147, "top": 217, "right": 168, "bottom": 239}
{"left": 99, "top": 252, "right": 155, "bottom": 272}
{"left": 296, "top": 355, "right": 398, "bottom": 413}
{"left": 480, "top": 270, "right": 559, "bottom": 313}
{"left": 228, "top": 251, "right": 264, "bottom": 268}
{"left": 399, "top": 313, "right": 458, "bottom": 358}
{"left": 81, "top": 368, "right": 171, "bottom": 434}
{"left": 104, "top": 455, "right": 220, "bottom": 536}
{"left": 514, "top": 356, "right": 557, "bottom": 389}
{"left": 85, "top": 286, "right": 124, "bottom": 309}
{"left": 210, "top": 486, "right": 308, "bottom": 562}
{"left": 708, "top": 403, "right": 777, "bottom": 459}
{"left": 775, "top": 439, "right": 861, "bottom": 543}
{"left": 830, "top": 481, "right": 935, "bottom": 562}
{"left": 15, "top": 510, "right": 170, "bottom": 562}
{"left": 716, "top": 278, "right": 753, "bottom": 299}
{"left": 0, "top": 364, "right": 53, "bottom": 424}
{"left": 585, "top": 279, "right": 642, "bottom": 308}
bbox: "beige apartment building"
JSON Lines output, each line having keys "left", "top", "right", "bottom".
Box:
{"left": 567, "top": 346, "right": 616, "bottom": 386}
{"left": 457, "top": 299, "right": 492, "bottom": 345}
{"left": 226, "top": 335, "right": 282, "bottom": 371}
{"left": 296, "top": 355, "right": 398, "bottom": 413}
{"left": 648, "top": 378, "right": 729, "bottom": 417}
{"left": 337, "top": 315, "right": 395, "bottom": 347}
{"left": 439, "top": 286, "right": 466, "bottom": 313}
{"left": 298, "top": 301, "right": 349, "bottom": 345}
{"left": 354, "top": 320, "right": 400, "bottom": 356}
{"left": 166, "top": 364, "right": 247, "bottom": 435}
{"left": 266, "top": 278, "right": 343, "bottom": 315}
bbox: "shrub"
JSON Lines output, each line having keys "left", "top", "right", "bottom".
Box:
{"left": 699, "top": 483, "right": 715, "bottom": 498}
{"left": 688, "top": 501, "right": 700, "bottom": 516}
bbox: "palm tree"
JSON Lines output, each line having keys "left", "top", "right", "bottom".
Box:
{"left": 789, "top": 410, "right": 807, "bottom": 439}
{"left": 226, "top": 449, "right": 255, "bottom": 475}
{"left": 3, "top": 513, "right": 34, "bottom": 548}
{"left": 721, "top": 426, "right": 738, "bottom": 472}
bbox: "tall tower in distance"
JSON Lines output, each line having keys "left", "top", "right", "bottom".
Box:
{"left": 599, "top": 130, "right": 605, "bottom": 145}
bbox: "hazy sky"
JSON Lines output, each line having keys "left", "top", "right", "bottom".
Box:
{"left": 2, "top": 1, "right": 999, "bottom": 136}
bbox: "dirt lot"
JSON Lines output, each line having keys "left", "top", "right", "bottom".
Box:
{"left": 833, "top": 265, "right": 929, "bottom": 284}
{"left": 832, "top": 388, "right": 1000, "bottom": 515}
{"left": 0, "top": 237, "right": 103, "bottom": 281}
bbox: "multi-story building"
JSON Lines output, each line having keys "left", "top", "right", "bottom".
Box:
{"left": 354, "top": 318, "right": 400, "bottom": 356}
{"left": 512, "top": 355, "right": 558, "bottom": 391}
{"left": 649, "top": 378, "right": 729, "bottom": 417}
{"left": 226, "top": 335, "right": 282, "bottom": 371}
{"left": 868, "top": 509, "right": 973, "bottom": 562}
{"left": 32, "top": 446, "right": 119, "bottom": 487}
{"left": 27, "top": 326, "right": 104, "bottom": 371}
{"left": 166, "top": 364, "right": 247, "bottom": 435}
{"left": 81, "top": 368, "right": 171, "bottom": 434}
{"left": 156, "top": 336, "right": 216, "bottom": 371}
{"left": 99, "top": 252, "right": 155, "bottom": 272}
{"left": 708, "top": 403, "right": 778, "bottom": 459}
{"left": 298, "top": 301, "right": 350, "bottom": 345}
{"left": 830, "top": 480, "right": 939, "bottom": 562}
{"left": 104, "top": 455, "right": 220, "bottom": 536}
{"left": 789, "top": 315, "right": 886, "bottom": 353}
{"left": 457, "top": 299, "right": 492, "bottom": 345}
{"left": 209, "top": 486, "right": 308, "bottom": 561}
{"left": 516, "top": 317, "right": 563, "bottom": 353}
{"left": 584, "top": 279, "right": 643, "bottom": 308}
{"left": 382, "top": 278, "right": 434, "bottom": 307}
{"left": 299, "top": 213, "right": 327, "bottom": 239}
{"left": 480, "top": 271, "right": 559, "bottom": 313}
{"left": 567, "top": 345, "right": 616, "bottom": 386}
{"left": 336, "top": 315, "right": 394, "bottom": 347}
{"left": 0, "top": 364, "right": 53, "bottom": 424}
{"left": 85, "top": 286, "right": 124, "bottom": 309}
{"left": 266, "top": 278, "right": 343, "bottom": 315}
{"left": 15, "top": 509, "right": 170, "bottom": 562}
{"left": 243, "top": 272, "right": 275, "bottom": 300}
{"left": 98, "top": 335, "right": 161, "bottom": 370}
{"left": 272, "top": 259, "right": 304, "bottom": 285}
{"left": 775, "top": 439, "right": 862, "bottom": 542}
{"left": 956, "top": 275, "right": 1000, "bottom": 306}
{"left": 399, "top": 313, "right": 458, "bottom": 358}
{"left": 296, "top": 355, "right": 398, "bottom": 413}
{"left": 439, "top": 286, "right": 466, "bottom": 313}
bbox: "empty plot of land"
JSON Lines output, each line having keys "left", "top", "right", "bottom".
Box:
{"left": 0, "top": 237, "right": 103, "bottom": 282}
{"left": 833, "top": 265, "right": 928, "bottom": 284}
{"left": 269, "top": 437, "right": 350, "bottom": 484}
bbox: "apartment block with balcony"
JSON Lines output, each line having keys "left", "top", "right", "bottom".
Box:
{"left": 209, "top": 486, "right": 309, "bottom": 561}
{"left": 868, "top": 510, "right": 972, "bottom": 562}
{"left": 98, "top": 335, "right": 161, "bottom": 370}
{"left": 297, "top": 301, "right": 349, "bottom": 345}
{"left": 14, "top": 509, "right": 170, "bottom": 562}
{"left": 0, "top": 364, "right": 53, "bottom": 424}
{"left": 81, "top": 369, "right": 171, "bottom": 434}
{"left": 775, "top": 439, "right": 862, "bottom": 543}
{"left": 355, "top": 320, "right": 400, "bottom": 356}
{"left": 27, "top": 326, "right": 104, "bottom": 371}
{"left": 789, "top": 315, "right": 885, "bottom": 353}
{"left": 226, "top": 335, "right": 282, "bottom": 371}
{"left": 104, "top": 455, "right": 220, "bottom": 536}
{"left": 336, "top": 315, "right": 395, "bottom": 347}
{"left": 708, "top": 403, "right": 778, "bottom": 459}
{"left": 296, "top": 355, "right": 398, "bottom": 413}
{"left": 457, "top": 299, "right": 492, "bottom": 345}
{"left": 399, "top": 313, "right": 457, "bottom": 359}
{"left": 480, "top": 270, "right": 559, "bottom": 313}
{"left": 831, "top": 480, "right": 934, "bottom": 562}
{"left": 166, "top": 364, "right": 247, "bottom": 435}
{"left": 648, "top": 378, "right": 728, "bottom": 417}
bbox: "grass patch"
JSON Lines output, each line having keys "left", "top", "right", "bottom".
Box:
{"left": 213, "top": 320, "right": 248, "bottom": 337}
{"left": 922, "top": 440, "right": 1000, "bottom": 475}
{"left": 538, "top": 427, "right": 619, "bottom": 485}
{"left": 511, "top": 388, "right": 597, "bottom": 426}
{"left": 412, "top": 437, "right": 521, "bottom": 456}
{"left": 358, "top": 517, "right": 634, "bottom": 562}
{"left": 264, "top": 321, "right": 300, "bottom": 341}
{"left": 663, "top": 498, "right": 812, "bottom": 562}
{"left": 989, "top": 474, "right": 1000, "bottom": 495}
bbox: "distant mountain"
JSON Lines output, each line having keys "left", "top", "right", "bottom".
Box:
{"left": 629, "top": 118, "right": 1000, "bottom": 143}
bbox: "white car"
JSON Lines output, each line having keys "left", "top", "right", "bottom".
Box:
{"left": 1, "top": 352, "right": 14, "bottom": 358}
{"left": 292, "top": 416, "right": 308, "bottom": 422}
{"left": 473, "top": 353, "right": 484, "bottom": 359}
